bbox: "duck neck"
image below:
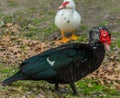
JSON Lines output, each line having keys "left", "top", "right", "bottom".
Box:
{"left": 89, "top": 41, "right": 105, "bottom": 68}
{"left": 64, "top": 9, "right": 75, "bottom": 16}
{"left": 89, "top": 41, "right": 104, "bottom": 51}
{"left": 65, "top": 8, "right": 74, "bottom": 11}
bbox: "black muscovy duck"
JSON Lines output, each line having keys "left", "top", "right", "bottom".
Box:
{"left": 2, "top": 26, "right": 111, "bottom": 95}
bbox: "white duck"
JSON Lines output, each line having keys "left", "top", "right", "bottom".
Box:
{"left": 55, "top": 0, "right": 81, "bottom": 43}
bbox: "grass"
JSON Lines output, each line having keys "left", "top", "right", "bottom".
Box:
{"left": 8, "top": 0, "right": 18, "bottom": 7}
{"left": 76, "top": 34, "right": 88, "bottom": 43}
{"left": 109, "top": 32, "right": 120, "bottom": 50}
{"left": 100, "top": 20, "right": 110, "bottom": 26}
{"left": 1, "top": 6, "right": 56, "bottom": 40}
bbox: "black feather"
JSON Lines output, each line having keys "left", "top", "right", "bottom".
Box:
{"left": 2, "top": 71, "right": 25, "bottom": 85}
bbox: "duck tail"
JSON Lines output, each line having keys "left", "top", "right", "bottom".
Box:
{"left": 1, "top": 71, "right": 25, "bottom": 85}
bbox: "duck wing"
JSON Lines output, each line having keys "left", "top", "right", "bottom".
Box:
{"left": 20, "top": 43, "right": 92, "bottom": 79}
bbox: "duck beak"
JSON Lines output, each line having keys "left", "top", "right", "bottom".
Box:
{"left": 104, "top": 43, "right": 111, "bottom": 51}
{"left": 58, "top": 5, "right": 64, "bottom": 9}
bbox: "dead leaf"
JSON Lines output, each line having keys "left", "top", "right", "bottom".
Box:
{"left": 115, "top": 85, "right": 120, "bottom": 92}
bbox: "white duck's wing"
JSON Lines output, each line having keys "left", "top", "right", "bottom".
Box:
{"left": 72, "top": 10, "right": 81, "bottom": 27}
{"left": 55, "top": 10, "right": 67, "bottom": 25}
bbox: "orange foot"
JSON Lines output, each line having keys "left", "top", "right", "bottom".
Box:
{"left": 71, "top": 33, "right": 79, "bottom": 41}
{"left": 60, "top": 37, "right": 70, "bottom": 43}
{"left": 55, "top": 37, "right": 70, "bottom": 45}
{"left": 56, "top": 37, "right": 70, "bottom": 45}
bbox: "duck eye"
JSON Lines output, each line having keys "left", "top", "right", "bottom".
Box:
{"left": 62, "top": 1, "right": 69, "bottom": 7}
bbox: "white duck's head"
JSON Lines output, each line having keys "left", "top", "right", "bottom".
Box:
{"left": 58, "top": 0, "right": 75, "bottom": 10}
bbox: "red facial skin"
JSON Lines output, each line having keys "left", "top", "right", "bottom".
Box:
{"left": 62, "top": 1, "right": 69, "bottom": 7}
{"left": 59, "top": 1, "right": 70, "bottom": 9}
{"left": 99, "top": 29, "right": 111, "bottom": 45}
{"left": 99, "top": 29, "right": 111, "bottom": 51}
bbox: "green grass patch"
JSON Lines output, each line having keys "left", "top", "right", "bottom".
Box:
{"left": 115, "top": 38, "right": 120, "bottom": 48}
{"left": 3, "top": 16, "right": 13, "bottom": 23}
{"left": 76, "top": 79, "right": 120, "bottom": 97}
{"left": 100, "top": 20, "right": 110, "bottom": 26}
{"left": 32, "top": 19, "right": 42, "bottom": 24}
{"left": 80, "top": 25, "right": 89, "bottom": 31}
{"left": 116, "top": 19, "right": 120, "bottom": 26}
{"left": 110, "top": 33, "right": 120, "bottom": 49}
{"left": 8, "top": 0, "right": 18, "bottom": 7}
{"left": 76, "top": 34, "right": 88, "bottom": 43}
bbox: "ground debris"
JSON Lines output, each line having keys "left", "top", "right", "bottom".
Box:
{"left": 0, "top": 35, "right": 52, "bottom": 64}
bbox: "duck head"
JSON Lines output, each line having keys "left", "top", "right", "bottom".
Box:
{"left": 58, "top": 0, "right": 75, "bottom": 10}
{"left": 89, "top": 26, "right": 111, "bottom": 51}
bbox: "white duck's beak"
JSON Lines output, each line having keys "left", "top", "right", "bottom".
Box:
{"left": 58, "top": 5, "right": 64, "bottom": 9}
